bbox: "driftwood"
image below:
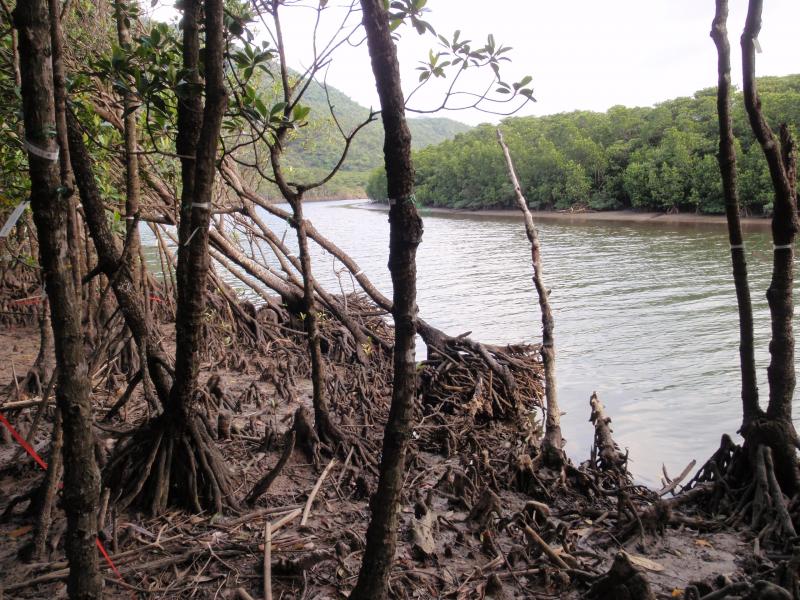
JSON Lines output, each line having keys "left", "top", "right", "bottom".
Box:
{"left": 589, "top": 392, "right": 628, "bottom": 474}
{"left": 523, "top": 525, "right": 569, "bottom": 570}
{"left": 263, "top": 521, "right": 272, "bottom": 600}
{"left": 301, "top": 457, "right": 336, "bottom": 527}
{"left": 497, "top": 128, "right": 564, "bottom": 466}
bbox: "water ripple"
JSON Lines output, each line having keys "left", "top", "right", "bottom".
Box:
{"left": 141, "top": 200, "right": 798, "bottom": 486}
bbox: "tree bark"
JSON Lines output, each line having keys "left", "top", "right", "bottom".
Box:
{"left": 261, "top": 0, "right": 346, "bottom": 446}
{"left": 497, "top": 129, "right": 563, "bottom": 466}
{"left": 113, "top": 0, "right": 142, "bottom": 291}
{"left": 46, "top": 0, "right": 82, "bottom": 296}
{"left": 170, "top": 0, "right": 227, "bottom": 420}
{"left": 711, "top": 0, "right": 761, "bottom": 431}
{"left": 350, "top": 1, "right": 423, "bottom": 598}
{"left": 740, "top": 0, "right": 799, "bottom": 495}
{"left": 14, "top": 0, "right": 102, "bottom": 595}
{"left": 66, "top": 110, "right": 173, "bottom": 404}
{"left": 286, "top": 195, "right": 343, "bottom": 445}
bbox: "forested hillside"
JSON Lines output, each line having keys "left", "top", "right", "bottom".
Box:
{"left": 276, "top": 77, "right": 470, "bottom": 198}
{"left": 367, "top": 75, "right": 800, "bottom": 214}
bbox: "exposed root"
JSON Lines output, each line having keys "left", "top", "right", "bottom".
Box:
{"left": 292, "top": 406, "right": 322, "bottom": 468}
{"left": 588, "top": 552, "right": 655, "bottom": 600}
{"left": 467, "top": 487, "right": 503, "bottom": 530}
{"left": 418, "top": 340, "right": 543, "bottom": 423}
{"left": 104, "top": 410, "right": 238, "bottom": 515}
{"left": 246, "top": 429, "right": 296, "bottom": 506}
{"left": 681, "top": 433, "right": 799, "bottom": 549}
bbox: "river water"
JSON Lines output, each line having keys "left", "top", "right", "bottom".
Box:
{"left": 143, "top": 200, "right": 798, "bottom": 485}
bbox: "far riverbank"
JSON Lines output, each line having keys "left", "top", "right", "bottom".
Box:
{"left": 354, "top": 200, "right": 772, "bottom": 230}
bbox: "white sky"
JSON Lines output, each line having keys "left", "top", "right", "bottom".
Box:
{"left": 152, "top": 0, "right": 800, "bottom": 126}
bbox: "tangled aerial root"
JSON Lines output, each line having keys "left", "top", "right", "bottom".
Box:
{"left": 105, "top": 410, "right": 238, "bottom": 515}
{"left": 682, "top": 433, "right": 799, "bottom": 548}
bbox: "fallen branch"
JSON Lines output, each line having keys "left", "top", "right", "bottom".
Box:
{"left": 301, "top": 458, "right": 336, "bottom": 527}
{"left": 523, "top": 525, "right": 569, "bottom": 570}
{"left": 264, "top": 521, "right": 272, "bottom": 600}
{"left": 658, "top": 459, "right": 696, "bottom": 496}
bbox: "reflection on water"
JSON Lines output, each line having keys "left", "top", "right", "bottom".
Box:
{"left": 142, "top": 200, "right": 798, "bottom": 485}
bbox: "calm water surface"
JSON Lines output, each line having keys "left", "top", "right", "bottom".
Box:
{"left": 143, "top": 200, "right": 798, "bottom": 485}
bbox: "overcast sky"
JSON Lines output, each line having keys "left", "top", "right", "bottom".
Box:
{"left": 153, "top": 1, "right": 800, "bottom": 126}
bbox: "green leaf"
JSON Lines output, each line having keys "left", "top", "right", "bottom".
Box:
{"left": 292, "top": 104, "right": 311, "bottom": 121}
{"left": 254, "top": 97, "right": 267, "bottom": 118}
{"left": 111, "top": 45, "right": 126, "bottom": 70}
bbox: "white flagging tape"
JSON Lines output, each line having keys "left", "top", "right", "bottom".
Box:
{"left": 388, "top": 195, "right": 416, "bottom": 207}
{"left": 24, "top": 139, "right": 59, "bottom": 162}
{"left": 730, "top": 244, "right": 745, "bottom": 250}
{"left": 0, "top": 201, "right": 30, "bottom": 238}
{"left": 184, "top": 227, "right": 201, "bottom": 246}
{"left": 754, "top": 38, "right": 762, "bottom": 53}
{"left": 125, "top": 216, "right": 135, "bottom": 221}
{"left": 774, "top": 244, "right": 793, "bottom": 250}
{"left": 354, "top": 270, "right": 364, "bottom": 277}
{"left": 191, "top": 202, "right": 211, "bottom": 210}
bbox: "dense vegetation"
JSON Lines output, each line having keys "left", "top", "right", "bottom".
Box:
{"left": 367, "top": 74, "right": 800, "bottom": 214}
{"left": 277, "top": 76, "right": 470, "bottom": 198}
{"left": 0, "top": 38, "right": 468, "bottom": 211}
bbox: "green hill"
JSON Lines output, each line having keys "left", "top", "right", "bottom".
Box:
{"left": 262, "top": 77, "right": 470, "bottom": 199}
{"left": 366, "top": 74, "right": 800, "bottom": 214}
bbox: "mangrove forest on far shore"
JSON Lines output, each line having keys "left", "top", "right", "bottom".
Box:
{"left": 367, "top": 74, "right": 800, "bottom": 215}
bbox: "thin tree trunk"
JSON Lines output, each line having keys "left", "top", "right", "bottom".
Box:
{"left": 170, "top": 0, "right": 227, "bottom": 419}
{"left": 14, "top": 0, "right": 101, "bottom": 595}
{"left": 497, "top": 129, "right": 563, "bottom": 466}
{"left": 711, "top": 0, "right": 760, "bottom": 430}
{"left": 113, "top": 0, "right": 141, "bottom": 288}
{"left": 33, "top": 407, "right": 63, "bottom": 560}
{"left": 66, "top": 110, "right": 173, "bottom": 404}
{"left": 287, "top": 196, "right": 342, "bottom": 445}
{"left": 173, "top": 0, "right": 202, "bottom": 304}
{"left": 350, "top": 1, "right": 423, "bottom": 598}
{"left": 262, "top": 0, "right": 345, "bottom": 445}
{"left": 46, "top": 0, "right": 82, "bottom": 296}
{"left": 740, "top": 0, "right": 800, "bottom": 495}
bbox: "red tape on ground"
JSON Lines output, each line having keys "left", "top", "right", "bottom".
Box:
{"left": 0, "top": 410, "right": 124, "bottom": 581}
{"left": 95, "top": 537, "right": 123, "bottom": 579}
{"left": 9, "top": 296, "right": 43, "bottom": 306}
{"left": 0, "top": 412, "right": 48, "bottom": 470}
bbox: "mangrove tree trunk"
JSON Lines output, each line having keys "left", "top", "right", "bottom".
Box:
{"left": 14, "top": 0, "right": 101, "bottom": 595}
{"left": 350, "top": 1, "right": 424, "bottom": 598}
